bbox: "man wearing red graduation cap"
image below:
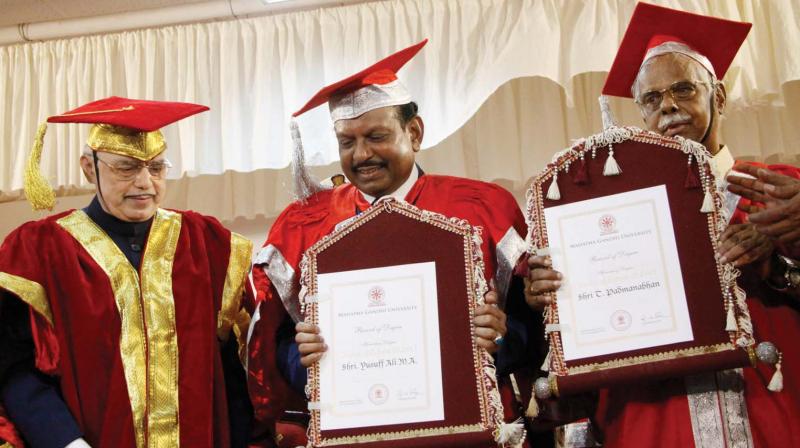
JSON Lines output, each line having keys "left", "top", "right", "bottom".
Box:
{"left": 527, "top": 3, "right": 800, "bottom": 447}
{"left": 247, "top": 40, "right": 540, "bottom": 446}
{"left": 0, "top": 97, "right": 254, "bottom": 448}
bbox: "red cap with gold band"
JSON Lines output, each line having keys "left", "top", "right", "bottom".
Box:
{"left": 602, "top": 2, "right": 752, "bottom": 98}
{"left": 24, "top": 96, "right": 208, "bottom": 211}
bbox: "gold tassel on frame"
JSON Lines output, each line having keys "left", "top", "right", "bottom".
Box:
{"left": 23, "top": 123, "right": 56, "bottom": 211}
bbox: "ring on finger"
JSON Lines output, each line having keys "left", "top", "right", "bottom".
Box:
{"left": 493, "top": 333, "right": 504, "bottom": 346}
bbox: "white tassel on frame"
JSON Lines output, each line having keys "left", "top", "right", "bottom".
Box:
{"left": 546, "top": 171, "right": 561, "bottom": 200}
{"left": 768, "top": 361, "right": 783, "bottom": 392}
{"left": 700, "top": 188, "right": 715, "bottom": 213}
{"left": 603, "top": 147, "right": 622, "bottom": 176}
{"left": 725, "top": 302, "right": 737, "bottom": 332}
{"left": 495, "top": 418, "right": 526, "bottom": 447}
{"left": 540, "top": 348, "right": 552, "bottom": 372}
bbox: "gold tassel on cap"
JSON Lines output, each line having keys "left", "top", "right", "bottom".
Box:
{"left": 23, "top": 123, "right": 56, "bottom": 211}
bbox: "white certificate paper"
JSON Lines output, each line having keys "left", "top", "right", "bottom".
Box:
{"left": 316, "top": 262, "right": 444, "bottom": 430}
{"left": 544, "top": 185, "right": 694, "bottom": 361}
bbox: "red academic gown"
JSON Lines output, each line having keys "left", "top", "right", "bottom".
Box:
{"left": 247, "top": 174, "right": 531, "bottom": 446}
{"left": 593, "top": 163, "right": 800, "bottom": 448}
{"left": 0, "top": 208, "right": 253, "bottom": 448}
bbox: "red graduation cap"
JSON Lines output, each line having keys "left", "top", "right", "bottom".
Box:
{"left": 25, "top": 96, "right": 208, "bottom": 211}
{"left": 47, "top": 96, "right": 209, "bottom": 131}
{"left": 292, "top": 39, "right": 428, "bottom": 119}
{"left": 602, "top": 2, "right": 751, "bottom": 98}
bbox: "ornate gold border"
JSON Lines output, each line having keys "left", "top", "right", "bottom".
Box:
{"left": 58, "top": 209, "right": 183, "bottom": 447}
{"left": 315, "top": 423, "right": 486, "bottom": 446}
{"left": 300, "top": 199, "right": 501, "bottom": 446}
{"left": 218, "top": 232, "right": 253, "bottom": 361}
{"left": 564, "top": 343, "right": 736, "bottom": 375}
{"left": 139, "top": 209, "right": 182, "bottom": 447}
{"left": 524, "top": 127, "right": 753, "bottom": 377}
{"left": 0, "top": 272, "right": 52, "bottom": 325}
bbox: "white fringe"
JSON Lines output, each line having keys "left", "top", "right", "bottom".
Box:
{"left": 768, "top": 363, "right": 783, "bottom": 392}
{"left": 546, "top": 172, "right": 561, "bottom": 200}
{"left": 540, "top": 348, "right": 551, "bottom": 372}
{"left": 603, "top": 150, "right": 622, "bottom": 176}
{"left": 700, "top": 189, "right": 715, "bottom": 213}
{"left": 725, "top": 303, "right": 737, "bottom": 332}
{"left": 495, "top": 418, "right": 526, "bottom": 447}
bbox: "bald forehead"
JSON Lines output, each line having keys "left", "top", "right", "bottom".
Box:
{"left": 633, "top": 53, "right": 711, "bottom": 96}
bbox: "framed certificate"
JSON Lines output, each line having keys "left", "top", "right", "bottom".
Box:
{"left": 300, "top": 199, "right": 515, "bottom": 447}
{"left": 525, "top": 127, "right": 755, "bottom": 397}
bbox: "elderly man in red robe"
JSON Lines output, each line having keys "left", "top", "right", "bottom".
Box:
{"left": 527, "top": 4, "right": 800, "bottom": 447}
{"left": 0, "top": 97, "right": 254, "bottom": 448}
{"left": 246, "top": 40, "right": 540, "bottom": 447}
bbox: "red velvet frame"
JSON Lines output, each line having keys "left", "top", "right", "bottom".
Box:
{"left": 302, "top": 201, "right": 501, "bottom": 447}
{"left": 527, "top": 131, "right": 753, "bottom": 396}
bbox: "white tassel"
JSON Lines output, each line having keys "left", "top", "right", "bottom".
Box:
{"left": 540, "top": 348, "right": 551, "bottom": 372}
{"left": 701, "top": 189, "right": 715, "bottom": 213}
{"left": 598, "top": 95, "right": 617, "bottom": 130}
{"left": 525, "top": 393, "right": 540, "bottom": 418}
{"left": 289, "top": 118, "right": 325, "bottom": 201}
{"left": 495, "top": 418, "right": 526, "bottom": 446}
{"left": 768, "top": 362, "right": 783, "bottom": 392}
{"left": 603, "top": 150, "right": 622, "bottom": 176}
{"left": 547, "top": 172, "right": 561, "bottom": 200}
{"left": 725, "top": 303, "right": 737, "bottom": 332}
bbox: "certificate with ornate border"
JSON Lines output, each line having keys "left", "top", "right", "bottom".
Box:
{"left": 299, "top": 199, "right": 518, "bottom": 447}
{"left": 525, "top": 127, "right": 756, "bottom": 397}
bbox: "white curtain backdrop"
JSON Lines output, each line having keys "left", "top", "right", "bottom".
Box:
{"left": 3, "top": 72, "right": 799, "bottom": 240}
{"left": 1, "top": 0, "right": 799, "bottom": 199}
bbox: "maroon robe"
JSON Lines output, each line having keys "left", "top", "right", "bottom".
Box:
{"left": 0, "top": 208, "right": 253, "bottom": 447}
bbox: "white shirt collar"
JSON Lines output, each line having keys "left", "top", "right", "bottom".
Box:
{"left": 360, "top": 165, "right": 420, "bottom": 204}
{"left": 709, "top": 146, "right": 735, "bottom": 188}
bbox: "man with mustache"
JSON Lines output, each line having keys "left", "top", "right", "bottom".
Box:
{"left": 0, "top": 97, "right": 254, "bottom": 448}
{"left": 527, "top": 4, "right": 800, "bottom": 447}
{"left": 247, "top": 40, "right": 538, "bottom": 447}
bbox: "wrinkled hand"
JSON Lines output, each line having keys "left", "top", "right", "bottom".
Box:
{"left": 473, "top": 290, "right": 507, "bottom": 354}
{"left": 717, "top": 223, "right": 773, "bottom": 267}
{"left": 295, "top": 321, "right": 327, "bottom": 367}
{"left": 727, "top": 164, "right": 800, "bottom": 244}
{"left": 523, "top": 255, "right": 562, "bottom": 311}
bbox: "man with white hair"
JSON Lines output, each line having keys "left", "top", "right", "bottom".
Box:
{"left": 0, "top": 97, "right": 254, "bottom": 448}
{"left": 526, "top": 4, "right": 800, "bottom": 447}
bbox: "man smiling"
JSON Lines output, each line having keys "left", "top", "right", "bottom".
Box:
{"left": 0, "top": 97, "right": 254, "bottom": 448}
{"left": 247, "top": 40, "right": 537, "bottom": 447}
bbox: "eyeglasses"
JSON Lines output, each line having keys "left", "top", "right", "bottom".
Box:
{"left": 635, "top": 80, "right": 714, "bottom": 113}
{"left": 96, "top": 156, "right": 172, "bottom": 180}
